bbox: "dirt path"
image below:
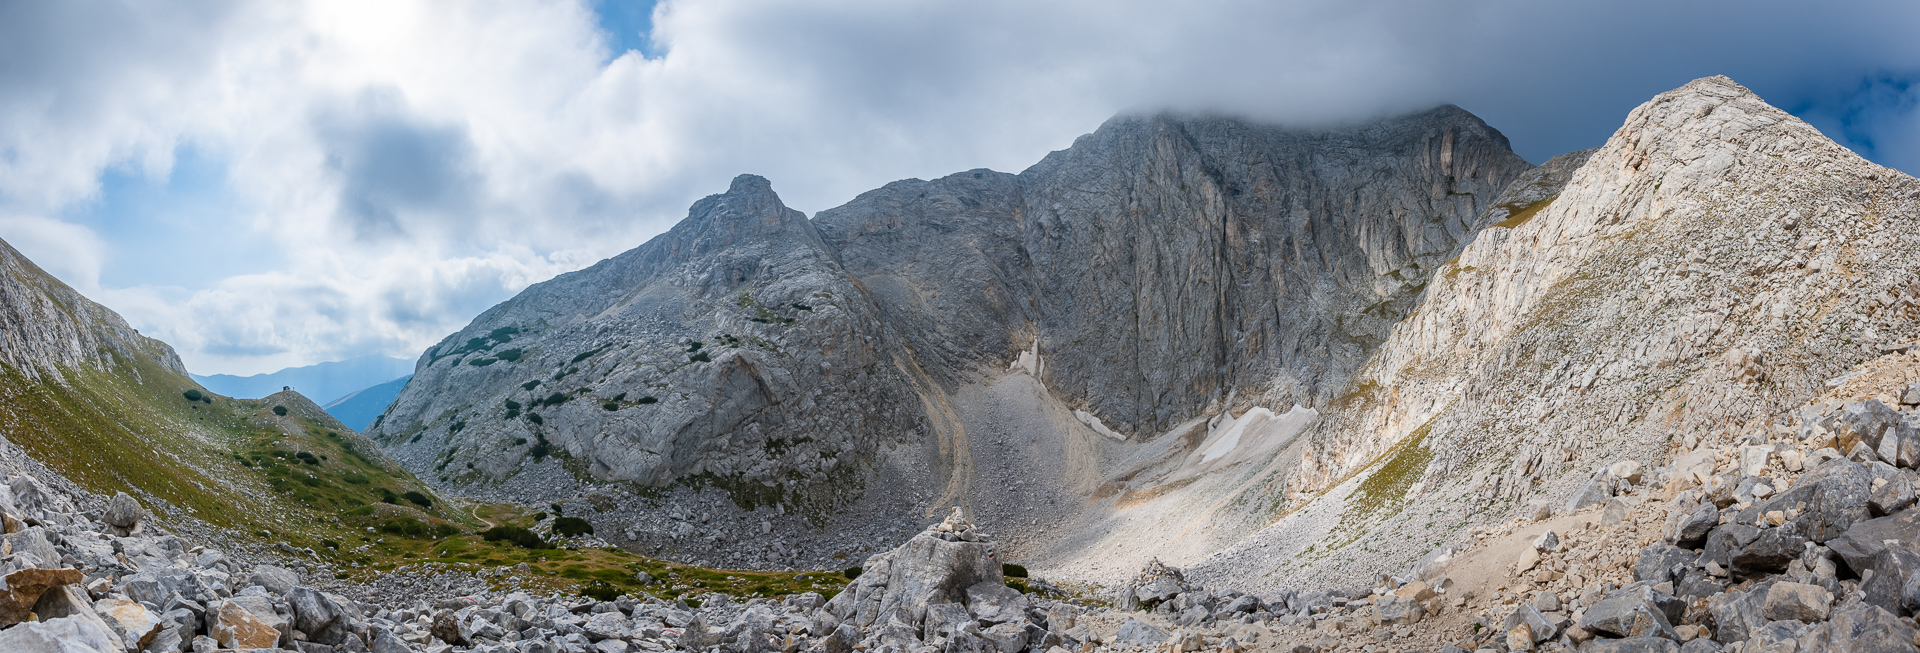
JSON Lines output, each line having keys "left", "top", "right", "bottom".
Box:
{"left": 470, "top": 503, "right": 495, "bottom": 530}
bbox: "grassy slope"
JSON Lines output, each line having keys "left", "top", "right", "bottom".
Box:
{"left": 0, "top": 350, "right": 843, "bottom": 600}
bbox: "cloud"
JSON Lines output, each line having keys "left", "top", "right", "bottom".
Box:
{"left": 2, "top": 0, "right": 1919, "bottom": 375}
{"left": 312, "top": 88, "right": 481, "bottom": 241}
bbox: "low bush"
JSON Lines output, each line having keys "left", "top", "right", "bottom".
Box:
{"left": 403, "top": 491, "right": 433, "bottom": 509}
{"left": 183, "top": 389, "right": 204, "bottom": 401}
{"left": 272, "top": 405, "right": 288, "bottom": 416}
{"left": 481, "top": 526, "right": 551, "bottom": 549}
{"left": 843, "top": 566, "right": 862, "bottom": 580}
{"left": 579, "top": 580, "right": 620, "bottom": 602}
{"left": 1002, "top": 563, "right": 1028, "bottom": 578}
{"left": 382, "top": 517, "right": 459, "bottom": 539}
{"left": 553, "top": 517, "right": 595, "bottom": 537}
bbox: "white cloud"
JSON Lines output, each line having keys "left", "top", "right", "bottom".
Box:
{"left": 0, "top": 213, "right": 108, "bottom": 291}
{"left": 2, "top": 0, "right": 1918, "bottom": 375}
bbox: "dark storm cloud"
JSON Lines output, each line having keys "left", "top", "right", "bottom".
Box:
{"left": 313, "top": 89, "right": 482, "bottom": 241}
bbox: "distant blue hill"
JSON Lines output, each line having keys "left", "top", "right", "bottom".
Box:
{"left": 191, "top": 355, "right": 415, "bottom": 404}
{"left": 322, "top": 375, "right": 411, "bottom": 432}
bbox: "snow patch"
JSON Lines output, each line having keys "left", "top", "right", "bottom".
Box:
{"left": 1074, "top": 409, "right": 1125, "bottom": 441}
{"left": 1196, "top": 404, "right": 1316, "bottom": 465}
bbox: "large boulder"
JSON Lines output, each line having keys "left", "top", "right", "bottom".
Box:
{"left": 823, "top": 509, "right": 1003, "bottom": 628}
{"left": 1708, "top": 582, "right": 1773, "bottom": 645}
{"left": 1828, "top": 400, "right": 1902, "bottom": 457}
{"left": 287, "top": 586, "right": 355, "bottom": 645}
{"left": 1636, "top": 544, "right": 1698, "bottom": 585}
{"left": 1826, "top": 509, "right": 1920, "bottom": 576}
{"left": 247, "top": 565, "right": 299, "bottom": 595}
{"left": 0, "top": 614, "right": 123, "bottom": 652}
{"left": 0, "top": 567, "right": 84, "bottom": 626}
{"left": 101, "top": 492, "right": 145, "bottom": 536}
{"left": 1114, "top": 620, "right": 1168, "bottom": 645}
{"left": 964, "top": 581, "right": 1028, "bottom": 625}
{"left": 1793, "top": 602, "right": 1918, "bottom": 652}
{"left": 1867, "top": 462, "right": 1916, "bottom": 516}
{"left": 211, "top": 600, "right": 281, "bottom": 650}
{"left": 89, "top": 598, "right": 163, "bottom": 650}
{"left": 1581, "top": 592, "right": 1677, "bottom": 640}
{"left": 1731, "top": 524, "right": 1806, "bottom": 577}
{"left": 1859, "top": 545, "right": 1920, "bottom": 616}
{"left": 1669, "top": 503, "right": 1719, "bottom": 548}
{"left": 1761, "top": 582, "right": 1833, "bottom": 622}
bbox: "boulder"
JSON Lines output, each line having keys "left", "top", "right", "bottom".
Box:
{"left": 1830, "top": 400, "right": 1901, "bottom": 455}
{"left": 1707, "top": 582, "right": 1772, "bottom": 644}
{"left": 1792, "top": 602, "right": 1918, "bottom": 652}
{"left": 102, "top": 492, "right": 145, "bottom": 536}
{"left": 1114, "top": 620, "right": 1168, "bottom": 645}
{"left": 287, "top": 586, "right": 353, "bottom": 645}
{"left": 0, "top": 614, "right": 123, "bottom": 652}
{"left": 1798, "top": 458, "right": 1875, "bottom": 542}
{"left": 211, "top": 600, "right": 281, "bottom": 650}
{"left": 224, "top": 594, "right": 289, "bottom": 641}
{"left": 1730, "top": 524, "right": 1806, "bottom": 576}
{"left": 24, "top": 586, "right": 125, "bottom": 652}
{"left": 0, "top": 567, "right": 84, "bottom": 625}
{"left": 1582, "top": 637, "right": 1681, "bottom": 653}
{"left": 583, "top": 610, "right": 631, "bottom": 640}
{"left": 1376, "top": 594, "right": 1423, "bottom": 626}
{"left": 1761, "top": 582, "right": 1832, "bottom": 622}
{"left": 964, "top": 581, "right": 1028, "bottom": 625}
{"left": 1408, "top": 545, "right": 1460, "bottom": 580}
{"left": 1636, "top": 544, "right": 1697, "bottom": 585}
{"left": 1859, "top": 545, "right": 1920, "bottom": 616}
{"left": 1567, "top": 469, "right": 1617, "bottom": 513}
{"left": 981, "top": 622, "right": 1027, "bottom": 653}
{"left": 1670, "top": 503, "right": 1719, "bottom": 548}
{"left": 1502, "top": 602, "right": 1557, "bottom": 643}
{"left": 90, "top": 597, "right": 162, "bottom": 649}
{"left": 1704, "top": 524, "right": 1760, "bottom": 569}
{"left": 1866, "top": 461, "right": 1916, "bottom": 516}
{"left": 1581, "top": 592, "right": 1677, "bottom": 640}
{"left": 248, "top": 565, "right": 300, "bottom": 595}
{"left": 1612, "top": 460, "right": 1645, "bottom": 484}
{"left": 3, "top": 528, "right": 62, "bottom": 569}
{"left": 1825, "top": 509, "right": 1920, "bottom": 576}
{"left": 823, "top": 511, "right": 1002, "bottom": 628}
{"left": 370, "top": 628, "right": 411, "bottom": 653}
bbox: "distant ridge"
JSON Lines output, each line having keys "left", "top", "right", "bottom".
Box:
{"left": 192, "top": 355, "right": 413, "bottom": 403}
{"left": 321, "top": 375, "right": 411, "bottom": 432}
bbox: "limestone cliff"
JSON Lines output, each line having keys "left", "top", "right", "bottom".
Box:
{"left": 0, "top": 238, "right": 186, "bottom": 383}
{"left": 370, "top": 107, "right": 1536, "bottom": 568}
{"left": 370, "top": 175, "right": 931, "bottom": 517}
{"left": 1173, "top": 76, "right": 1920, "bottom": 590}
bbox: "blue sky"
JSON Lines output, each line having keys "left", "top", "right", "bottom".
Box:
{"left": 2, "top": 0, "right": 1918, "bottom": 376}
{"left": 594, "top": 0, "right": 659, "bottom": 59}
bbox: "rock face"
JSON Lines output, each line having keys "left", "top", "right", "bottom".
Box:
{"left": 371, "top": 174, "right": 928, "bottom": 516}
{"left": 1182, "top": 75, "right": 1920, "bottom": 590}
{"left": 0, "top": 238, "right": 188, "bottom": 383}
{"left": 369, "top": 106, "right": 1532, "bottom": 559}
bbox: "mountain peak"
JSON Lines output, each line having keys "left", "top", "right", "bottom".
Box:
{"left": 726, "top": 173, "right": 775, "bottom": 195}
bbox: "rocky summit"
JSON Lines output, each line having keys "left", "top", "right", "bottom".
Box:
{"left": 7, "top": 73, "right": 1920, "bottom": 653}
